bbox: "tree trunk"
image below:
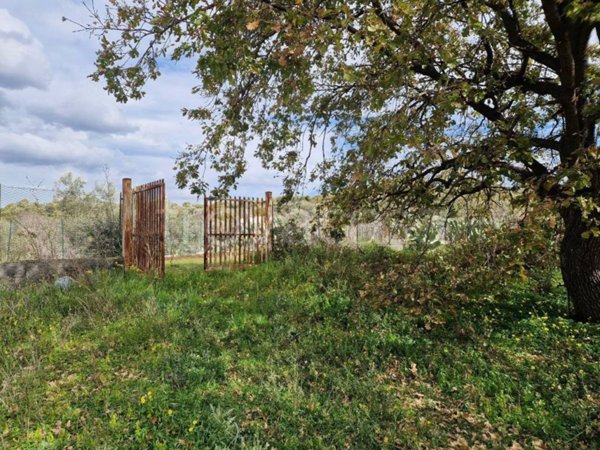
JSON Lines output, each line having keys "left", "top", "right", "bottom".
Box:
{"left": 560, "top": 206, "right": 600, "bottom": 322}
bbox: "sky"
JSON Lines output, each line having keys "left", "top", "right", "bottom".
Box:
{"left": 0, "top": 0, "right": 282, "bottom": 203}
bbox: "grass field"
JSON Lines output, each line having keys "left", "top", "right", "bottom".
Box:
{"left": 0, "top": 248, "right": 599, "bottom": 449}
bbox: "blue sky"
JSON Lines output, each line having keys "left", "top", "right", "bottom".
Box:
{"left": 0, "top": 0, "right": 282, "bottom": 202}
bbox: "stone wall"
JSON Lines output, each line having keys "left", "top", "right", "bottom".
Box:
{"left": 0, "top": 257, "right": 123, "bottom": 286}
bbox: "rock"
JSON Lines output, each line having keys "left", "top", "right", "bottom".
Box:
{"left": 0, "top": 257, "right": 123, "bottom": 287}
{"left": 54, "top": 276, "right": 75, "bottom": 290}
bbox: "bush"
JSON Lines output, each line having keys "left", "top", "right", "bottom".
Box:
{"left": 83, "top": 216, "right": 122, "bottom": 258}
{"left": 272, "top": 218, "right": 308, "bottom": 258}
{"left": 359, "top": 211, "right": 560, "bottom": 312}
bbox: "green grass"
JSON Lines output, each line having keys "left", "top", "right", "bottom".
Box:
{"left": 0, "top": 250, "right": 599, "bottom": 449}
{"left": 166, "top": 256, "right": 203, "bottom": 266}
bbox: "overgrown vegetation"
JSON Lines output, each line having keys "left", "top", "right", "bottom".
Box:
{"left": 0, "top": 173, "right": 120, "bottom": 261}
{"left": 1, "top": 241, "right": 598, "bottom": 448}
{"left": 80, "top": 0, "right": 600, "bottom": 320}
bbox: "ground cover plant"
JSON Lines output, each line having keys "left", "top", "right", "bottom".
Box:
{"left": 1, "top": 244, "right": 598, "bottom": 449}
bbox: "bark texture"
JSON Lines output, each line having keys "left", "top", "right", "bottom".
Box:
{"left": 560, "top": 207, "right": 600, "bottom": 322}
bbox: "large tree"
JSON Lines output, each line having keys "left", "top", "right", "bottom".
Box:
{"left": 78, "top": 0, "right": 600, "bottom": 320}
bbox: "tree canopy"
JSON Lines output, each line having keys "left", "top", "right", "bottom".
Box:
{"left": 82, "top": 0, "right": 598, "bottom": 212}
{"left": 80, "top": 0, "right": 600, "bottom": 319}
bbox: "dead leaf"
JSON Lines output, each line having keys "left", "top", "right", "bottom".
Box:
{"left": 52, "top": 421, "right": 62, "bottom": 436}
{"left": 449, "top": 436, "right": 469, "bottom": 449}
{"left": 410, "top": 362, "right": 418, "bottom": 376}
{"left": 246, "top": 20, "right": 260, "bottom": 31}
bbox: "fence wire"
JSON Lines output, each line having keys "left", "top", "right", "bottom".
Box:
{"left": 0, "top": 183, "right": 121, "bottom": 262}
{"left": 0, "top": 182, "right": 504, "bottom": 264}
{"left": 165, "top": 202, "right": 204, "bottom": 258}
{"left": 0, "top": 183, "right": 209, "bottom": 263}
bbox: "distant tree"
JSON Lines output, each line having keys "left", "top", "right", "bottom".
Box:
{"left": 91, "top": 179, "right": 117, "bottom": 205}
{"left": 53, "top": 172, "right": 89, "bottom": 214}
{"left": 78, "top": 1, "right": 599, "bottom": 320}
{"left": 52, "top": 172, "right": 121, "bottom": 257}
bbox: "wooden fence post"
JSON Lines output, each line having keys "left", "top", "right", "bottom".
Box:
{"left": 122, "top": 178, "right": 133, "bottom": 268}
{"left": 265, "top": 191, "right": 273, "bottom": 259}
{"left": 160, "top": 179, "right": 166, "bottom": 277}
{"left": 203, "top": 196, "right": 208, "bottom": 271}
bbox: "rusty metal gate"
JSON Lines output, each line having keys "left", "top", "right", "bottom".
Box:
{"left": 204, "top": 192, "right": 273, "bottom": 270}
{"left": 121, "top": 178, "right": 166, "bottom": 277}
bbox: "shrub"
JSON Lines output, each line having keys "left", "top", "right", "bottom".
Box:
{"left": 272, "top": 218, "right": 308, "bottom": 258}
{"left": 84, "top": 216, "right": 122, "bottom": 257}
{"left": 359, "top": 211, "right": 560, "bottom": 312}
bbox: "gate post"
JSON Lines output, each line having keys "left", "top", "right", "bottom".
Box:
{"left": 265, "top": 191, "right": 273, "bottom": 259}
{"left": 122, "top": 178, "right": 133, "bottom": 268}
{"left": 203, "top": 196, "right": 208, "bottom": 271}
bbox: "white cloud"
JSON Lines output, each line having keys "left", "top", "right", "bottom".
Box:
{"left": 0, "top": 127, "right": 116, "bottom": 168}
{"left": 0, "top": 1, "right": 285, "bottom": 203}
{"left": 0, "top": 9, "right": 52, "bottom": 90}
{"left": 25, "top": 81, "right": 137, "bottom": 134}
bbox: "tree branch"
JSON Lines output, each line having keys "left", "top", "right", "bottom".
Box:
{"left": 486, "top": 0, "right": 560, "bottom": 72}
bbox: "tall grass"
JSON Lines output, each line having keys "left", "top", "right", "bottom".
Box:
{"left": 0, "top": 247, "right": 598, "bottom": 449}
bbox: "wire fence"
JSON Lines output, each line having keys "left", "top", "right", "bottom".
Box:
{"left": 0, "top": 181, "right": 510, "bottom": 264}
{"left": 272, "top": 196, "right": 520, "bottom": 252}
{"left": 0, "top": 183, "right": 121, "bottom": 262}
{"left": 0, "top": 173, "right": 434, "bottom": 264}
{"left": 0, "top": 182, "right": 208, "bottom": 263}
{"left": 0, "top": 181, "right": 396, "bottom": 264}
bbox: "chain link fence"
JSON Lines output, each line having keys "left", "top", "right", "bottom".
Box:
{"left": 0, "top": 179, "right": 507, "bottom": 263}
{"left": 165, "top": 202, "right": 204, "bottom": 258}
{"left": 0, "top": 183, "right": 398, "bottom": 263}
{"left": 0, "top": 181, "right": 208, "bottom": 263}
{"left": 0, "top": 175, "right": 429, "bottom": 264}
{"left": 273, "top": 196, "right": 520, "bottom": 252}
{"left": 0, "top": 183, "right": 121, "bottom": 262}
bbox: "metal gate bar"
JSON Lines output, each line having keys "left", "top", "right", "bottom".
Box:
{"left": 122, "top": 178, "right": 166, "bottom": 277}
{"left": 204, "top": 192, "right": 272, "bottom": 270}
